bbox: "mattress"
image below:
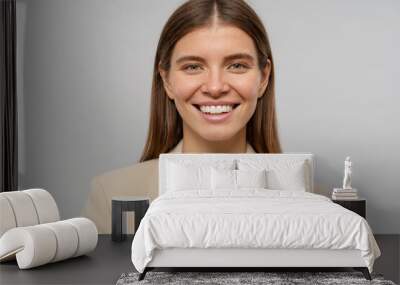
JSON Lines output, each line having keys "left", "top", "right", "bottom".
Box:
{"left": 131, "top": 189, "right": 381, "bottom": 273}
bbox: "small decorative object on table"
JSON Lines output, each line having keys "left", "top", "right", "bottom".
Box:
{"left": 112, "top": 196, "right": 149, "bottom": 242}
{"left": 332, "top": 156, "right": 358, "bottom": 200}
{"left": 332, "top": 157, "right": 366, "bottom": 218}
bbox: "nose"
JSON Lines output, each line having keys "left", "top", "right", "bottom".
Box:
{"left": 200, "top": 67, "right": 230, "bottom": 97}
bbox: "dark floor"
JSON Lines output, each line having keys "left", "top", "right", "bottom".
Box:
{"left": 0, "top": 234, "right": 398, "bottom": 284}
{"left": 373, "top": 234, "right": 400, "bottom": 284}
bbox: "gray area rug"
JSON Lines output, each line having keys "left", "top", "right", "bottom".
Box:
{"left": 116, "top": 271, "right": 396, "bottom": 285}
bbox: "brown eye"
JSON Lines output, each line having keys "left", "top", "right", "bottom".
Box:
{"left": 229, "top": 63, "right": 248, "bottom": 70}
{"left": 183, "top": 64, "right": 201, "bottom": 71}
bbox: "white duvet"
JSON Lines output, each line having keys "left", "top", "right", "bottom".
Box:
{"left": 131, "top": 189, "right": 380, "bottom": 273}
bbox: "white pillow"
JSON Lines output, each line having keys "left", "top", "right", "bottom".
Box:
{"left": 238, "top": 159, "right": 308, "bottom": 191}
{"left": 167, "top": 159, "right": 236, "bottom": 192}
{"left": 211, "top": 168, "right": 236, "bottom": 190}
{"left": 167, "top": 162, "right": 211, "bottom": 191}
{"left": 236, "top": 169, "right": 268, "bottom": 188}
{"left": 211, "top": 168, "right": 268, "bottom": 190}
{"left": 267, "top": 163, "right": 306, "bottom": 191}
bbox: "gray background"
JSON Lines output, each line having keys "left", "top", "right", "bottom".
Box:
{"left": 16, "top": 0, "right": 400, "bottom": 234}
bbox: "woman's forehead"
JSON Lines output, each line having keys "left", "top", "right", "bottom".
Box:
{"left": 171, "top": 25, "right": 257, "bottom": 61}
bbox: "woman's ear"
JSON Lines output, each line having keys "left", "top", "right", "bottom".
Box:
{"left": 158, "top": 63, "right": 175, "bottom": 100}
{"left": 258, "top": 59, "right": 271, "bottom": 98}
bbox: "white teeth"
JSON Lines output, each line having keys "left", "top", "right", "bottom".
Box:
{"left": 199, "top": 105, "right": 234, "bottom": 114}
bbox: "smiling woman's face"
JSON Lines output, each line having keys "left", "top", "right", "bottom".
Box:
{"left": 160, "top": 23, "right": 271, "bottom": 144}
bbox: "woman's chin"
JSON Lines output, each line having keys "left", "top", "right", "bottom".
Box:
{"left": 198, "top": 131, "right": 238, "bottom": 142}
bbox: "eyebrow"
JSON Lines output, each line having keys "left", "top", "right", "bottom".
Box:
{"left": 175, "top": 53, "right": 255, "bottom": 65}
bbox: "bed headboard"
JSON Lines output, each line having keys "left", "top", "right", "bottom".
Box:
{"left": 159, "top": 153, "right": 315, "bottom": 195}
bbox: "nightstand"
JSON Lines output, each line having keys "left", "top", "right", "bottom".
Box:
{"left": 332, "top": 198, "right": 366, "bottom": 218}
{"left": 111, "top": 196, "right": 150, "bottom": 242}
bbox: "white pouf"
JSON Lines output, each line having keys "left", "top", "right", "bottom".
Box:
{"left": 24, "top": 189, "right": 60, "bottom": 223}
{"left": 0, "top": 196, "right": 17, "bottom": 237}
{"left": 0, "top": 191, "right": 39, "bottom": 227}
{"left": 42, "top": 221, "right": 79, "bottom": 262}
{"left": 0, "top": 189, "right": 98, "bottom": 269}
{"left": 0, "top": 218, "right": 98, "bottom": 269}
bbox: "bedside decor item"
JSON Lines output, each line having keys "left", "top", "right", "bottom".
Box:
{"left": 112, "top": 196, "right": 149, "bottom": 242}
{"left": 343, "top": 156, "right": 353, "bottom": 190}
{"left": 0, "top": 189, "right": 98, "bottom": 269}
{"left": 332, "top": 188, "right": 359, "bottom": 200}
{"left": 332, "top": 157, "right": 359, "bottom": 200}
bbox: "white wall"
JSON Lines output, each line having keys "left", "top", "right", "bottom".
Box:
{"left": 17, "top": 0, "right": 400, "bottom": 233}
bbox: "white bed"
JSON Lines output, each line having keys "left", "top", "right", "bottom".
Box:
{"left": 131, "top": 153, "right": 381, "bottom": 281}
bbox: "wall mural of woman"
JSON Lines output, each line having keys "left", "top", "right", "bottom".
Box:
{"left": 82, "top": 0, "right": 282, "bottom": 234}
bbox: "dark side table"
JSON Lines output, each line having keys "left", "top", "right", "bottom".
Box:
{"left": 332, "top": 198, "right": 366, "bottom": 219}
{"left": 112, "top": 196, "right": 149, "bottom": 242}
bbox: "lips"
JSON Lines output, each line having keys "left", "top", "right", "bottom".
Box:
{"left": 191, "top": 103, "right": 240, "bottom": 123}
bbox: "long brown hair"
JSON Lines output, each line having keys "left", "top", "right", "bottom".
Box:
{"left": 140, "top": 0, "right": 282, "bottom": 162}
